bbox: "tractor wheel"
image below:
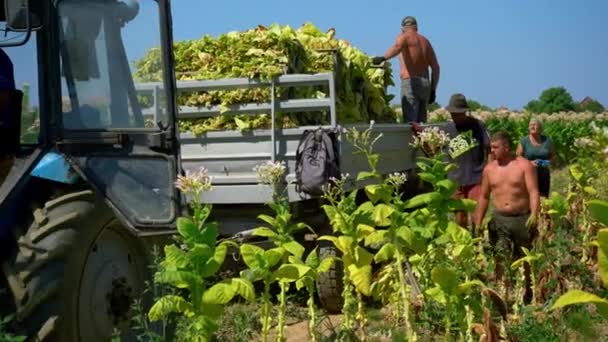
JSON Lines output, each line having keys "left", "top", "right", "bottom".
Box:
{"left": 1, "top": 190, "right": 150, "bottom": 341}
{"left": 315, "top": 243, "right": 344, "bottom": 314}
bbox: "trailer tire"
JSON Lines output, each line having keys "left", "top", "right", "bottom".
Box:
{"left": 315, "top": 243, "right": 344, "bottom": 314}
{"left": 1, "top": 190, "right": 150, "bottom": 341}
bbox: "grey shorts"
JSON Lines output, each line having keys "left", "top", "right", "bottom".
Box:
{"left": 401, "top": 77, "right": 431, "bottom": 123}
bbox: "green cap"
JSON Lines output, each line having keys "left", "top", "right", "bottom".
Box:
{"left": 401, "top": 16, "right": 417, "bottom": 27}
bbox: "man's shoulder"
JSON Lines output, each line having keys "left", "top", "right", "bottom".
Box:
{"left": 483, "top": 160, "right": 497, "bottom": 172}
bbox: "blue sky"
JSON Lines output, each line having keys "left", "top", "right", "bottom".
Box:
{"left": 4, "top": 0, "right": 608, "bottom": 110}
{"left": 168, "top": 0, "right": 607, "bottom": 109}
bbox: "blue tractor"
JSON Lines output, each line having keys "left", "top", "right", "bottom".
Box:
{"left": 0, "top": 0, "right": 182, "bottom": 340}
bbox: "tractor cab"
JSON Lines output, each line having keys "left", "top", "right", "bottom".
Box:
{"left": 0, "top": 0, "right": 181, "bottom": 231}
{"left": 0, "top": 1, "right": 181, "bottom": 340}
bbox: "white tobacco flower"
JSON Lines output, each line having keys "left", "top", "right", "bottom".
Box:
{"left": 175, "top": 167, "right": 213, "bottom": 194}
{"left": 386, "top": 172, "right": 407, "bottom": 187}
{"left": 254, "top": 160, "right": 287, "bottom": 186}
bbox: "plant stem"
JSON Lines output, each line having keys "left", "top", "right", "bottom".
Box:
{"left": 341, "top": 268, "right": 355, "bottom": 333}
{"left": 262, "top": 281, "right": 272, "bottom": 342}
{"left": 395, "top": 251, "right": 415, "bottom": 341}
{"left": 445, "top": 299, "right": 451, "bottom": 342}
{"left": 307, "top": 283, "right": 317, "bottom": 342}
{"left": 277, "top": 281, "right": 287, "bottom": 342}
{"left": 356, "top": 291, "right": 367, "bottom": 341}
{"left": 465, "top": 304, "right": 474, "bottom": 342}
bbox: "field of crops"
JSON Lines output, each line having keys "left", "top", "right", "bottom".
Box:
{"left": 425, "top": 109, "right": 608, "bottom": 166}
{"left": 102, "top": 118, "right": 608, "bottom": 342}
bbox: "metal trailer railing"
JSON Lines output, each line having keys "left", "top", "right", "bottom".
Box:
{"left": 136, "top": 72, "right": 337, "bottom": 163}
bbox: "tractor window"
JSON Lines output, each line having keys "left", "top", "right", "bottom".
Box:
{"left": 1, "top": 32, "right": 40, "bottom": 145}
{"left": 58, "top": 0, "right": 167, "bottom": 130}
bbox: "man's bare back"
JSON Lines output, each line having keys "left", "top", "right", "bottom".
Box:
{"left": 397, "top": 31, "right": 435, "bottom": 80}
{"left": 484, "top": 157, "right": 535, "bottom": 215}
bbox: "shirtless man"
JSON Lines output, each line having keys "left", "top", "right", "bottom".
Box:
{"left": 372, "top": 16, "right": 440, "bottom": 123}
{"left": 473, "top": 131, "right": 540, "bottom": 302}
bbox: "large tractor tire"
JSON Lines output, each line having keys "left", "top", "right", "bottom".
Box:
{"left": 315, "top": 243, "right": 344, "bottom": 314}
{"left": 1, "top": 190, "right": 150, "bottom": 341}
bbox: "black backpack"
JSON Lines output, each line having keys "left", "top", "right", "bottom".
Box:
{"left": 295, "top": 128, "right": 340, "bottom": 196}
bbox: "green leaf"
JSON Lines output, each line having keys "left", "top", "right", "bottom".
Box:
{"left": 274, "top": 264, "right": 311, "bottom": 282}
{"left": 265, "top": 247, "right": 286, "bottom": 268}
{"left": 155, "top": 270, "right": 200, "bottom": 289}
{"left": 425, "top": 286, "right": 447, "bottom": 304}
{"left": 597, "top": 229, "right": 608, "bottom": 288}
{"left": 240, "top": 244, "right": 264, "bottom": 269}
{"left": 550, "top": 290, "right": 608, "bottom": 319}
{"left": 364, "top": 184, "right": 392, "bottom": 204}
{"left": 374, "top": 243, "right": 396, "bottom": 263}
{"left": 436, "top": 179, "right": 457, "bottom": 197}
{"left": 418, "top": 172, "right": 437, "bottom": 184}
{"left": 355, "top": 246, "right": 374, "bottom": 266}
{"left": 163, "top": 245, "right": 189, "bottom": 269}
{"left": 364, "top": 230, "right": 387, "bottom": 246}
{"left": 372, "top": 204, "right": 395, "bottom": 227}
{"left": 584, "top": 186, "right": 598, "bottom": 195}
{"left": 283, "top": 240, "right": 305, "bottom": 259}
{"left": 403, "top": 192, "right": 442, "bottom": 209}
{"left": 356, "top": 224, "right": 376, "bottom": 240}
{"left": 337, "top": 236, "right": 355, "bottom": 254}
{"left": 357, "top": 171, "right": 379, "bottom": 181}
{"left": 305, "top": 248, "right": 320, "bottom": 268}
{"left": 177, "top": 217, "right": 199, "bottom": 242}
{"left": 317, "top": 257, "right": 336, "bottom": 273}
{"left": 230, "top": 278, "right": 256, "bottom": 302}
{"left": 200, "top": 242, "right": 228, "bottom": 277}
{"left": 569, "top": 165, "right": 584, "bottom": 182}
{"left": 348, "top": 264, "right": 372, "bottom": 296}
{"left": 431, "top": 265, "right": 459, "bottom": 295}
{"left": 252, "top": 227, "right": 278, "bottom": 239}
{"left": 318, "top": 235, "right": 339, "bottom": 248}
{"left": 200, "top": 223, "right": 218, "bottom": 246}
{"left": 446, "top": 198, "right": 477, "bottom": 212}
{"left": 456, "top": 280, "right": 485, "bottom": 295}
{"left": 589, "top": 201, "right": 608, "bottom": 226}
{"left": 149, "top": 295, "right": 195, "bottom": 321}
{"left": 190, "top": 244, "right": 214, "bottom": 264}
{"left": 203, "top": 281, "right": 237, "bottom": 305}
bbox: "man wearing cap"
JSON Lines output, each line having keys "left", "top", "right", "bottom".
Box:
{"left": 443, "top": 93, "right": 491, "bottom": 229}
{"left": 372, "top": 16, "right": 440, "bottom": 124}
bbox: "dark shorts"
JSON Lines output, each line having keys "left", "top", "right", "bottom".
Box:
{"left": 401, "top": 77, "right": 431, "bottom": 123}
{"left": 488, "top": 212, "right": 532, "bottom": 259}
{"left": 537, "top": 167, "right": 550, "bottom": 197}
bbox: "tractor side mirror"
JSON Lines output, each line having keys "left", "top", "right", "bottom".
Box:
{"left": 4, "top": 0, "right": 43, "bottom": 32}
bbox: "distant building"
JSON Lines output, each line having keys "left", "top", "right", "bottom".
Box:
{"left": 579, "top": 96, "right": 595, "bottom": 107}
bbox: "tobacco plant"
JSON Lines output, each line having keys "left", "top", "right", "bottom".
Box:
{"left": 148, "top": 168, "right": 255, "bottom": 341}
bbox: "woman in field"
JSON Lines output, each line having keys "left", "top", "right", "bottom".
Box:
{"left": 516, "top": 118, "right": 555, "bottom": 197}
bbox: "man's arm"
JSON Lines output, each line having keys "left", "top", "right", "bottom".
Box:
{"left": 382, "top": 34, "right": 407, "bottom": 60}
{"left": 523, "top": 160, "right": 540, "bottom": 218}
{"left": 427, "top": 41, "right": 440, "bottom": 91}
{"left": 473, "top": 166, "right": 491, "bottom": 226}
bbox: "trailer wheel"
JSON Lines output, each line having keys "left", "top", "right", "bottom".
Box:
{"left": 315, "top": 243, "right": 344, "bottom": 314}
{"left": 1, "top": 190, "right": 149, "bottom": 341}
